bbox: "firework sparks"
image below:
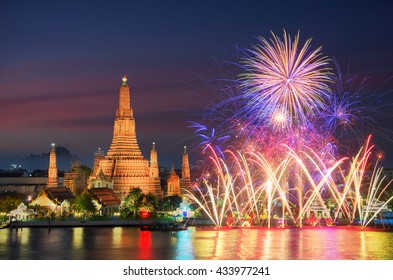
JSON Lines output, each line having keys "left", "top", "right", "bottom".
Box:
{"left": 187, "top": 31, "right": 393, "bottom": 229}
{"left": 186, "top": 139, "right": 393, "bottom": 228}
{"left": 240, "top": 31, "right": 332, "bottom": 126}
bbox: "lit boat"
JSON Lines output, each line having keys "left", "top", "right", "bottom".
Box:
{"left": 139, "top": 223, "right": 187, "bottom": 231}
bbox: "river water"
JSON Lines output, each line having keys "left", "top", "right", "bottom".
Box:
{"left": 0, "top": 227, "right": 392, "bottom": 260}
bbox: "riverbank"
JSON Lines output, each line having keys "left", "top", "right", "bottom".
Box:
{"left": 1, "top": 217, "right": 214, "bottom": 229}
{"left": 2, "top": 217, "right": 392, "bottom": 231}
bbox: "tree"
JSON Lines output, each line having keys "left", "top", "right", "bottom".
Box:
{"left": 0, "top": 193, "right": 24, "bottom": 212}
{"left": 158, "top": 195, "right": 183, "bottom": 212}
{"left": 167, "top": 195, "right": 183, "bottom": 210}
{"left": 73, "top": 193, "right": 96, "bottom": 215}
{"left": 141, "top": 193, "right": 158, "bottom": 212}
{"left": 121, "top": 187, "right": 144, "bottom": 217}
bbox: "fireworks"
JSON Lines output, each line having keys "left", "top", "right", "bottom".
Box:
{"left": 187, "top": 31, "right": 393, "bottom": 229}
{"left": 240, "top": 31, "right": 332, "bottom": 126}
{"left": 315, "top": 61, "right": 369, "bottom": 153}
{"left": 320, "top": 92, "right": 360, "bottom": 134}
{"left": 186, "top": 139, "right": 393, "bottom": 228}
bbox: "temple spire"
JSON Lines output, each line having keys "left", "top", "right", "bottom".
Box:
{"left": 181, "top": 145, "right": 191, "bottom": 191}
{"left": 167, "top": 164, "right": 180, "bottom": 196}
{"left": 92, "top": 147, "right": 105, "bottom": 177}
{"left": 88, "top": 76, "right": 163, "bottom": 199}
{"left": 149, "top": 142, "right": 159, "bottom": 179}
{"left": 122, "top": 74, "right": 127, "bottom": 85}
{"left": 107, "top": 75, "right": 141, "bottom": 157}
{"left": 119, "top": 74, "right": 131, "bottom": 110}
{"left": 47, "top": 143, "right": 58, "bottom": 188}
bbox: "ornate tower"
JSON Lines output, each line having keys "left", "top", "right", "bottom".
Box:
{"left": 167, "top": 165, "right": 180, "bottom": 196}
{"left": 90, "top": 75, "right": 163, "bottom": 199}
{"left": 180, "top": 145, "right": 191, "bottom": 191}
{"left": 149, "top": 142, "right": 159, "bottom": 179}
{"left": 91, "top": 148, "right": 105, "bottom": 177}
{"left": 149, "top": 142, "right": 161, "bottom": 194}
{"left": 63, "top": 161, "right": 89, "bottom": 195}
{"left": 47, "top": 143, "right": 58, "bottom": 188}
{"left": 106, "top": 75, "right": 142, "bottom": 158}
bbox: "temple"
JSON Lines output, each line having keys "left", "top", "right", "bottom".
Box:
{"left": 149, "top": 142, "right": 161, "bottom": 189}
{"left": 30, "top": 143, "right": 75, "bottom": 215}
{"left": 89, "top": 76, "right": 163, "bottom": 199}
{"left": 180, "top": 146, "right": 191, "bottom": 193}
{"left": 47, "top": 143, "right": 58, "bottom": 187}
{"left": 63, "top": 161, "right": 89, "bottom": 195}
{"left": 167, "top": 165, "right": 180, "bottom": 196}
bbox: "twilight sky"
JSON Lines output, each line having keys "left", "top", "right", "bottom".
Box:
{"left": 1, "top": 0, "right": 393, "bottom": 169}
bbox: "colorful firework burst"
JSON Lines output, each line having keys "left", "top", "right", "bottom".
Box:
{"left": 186, "top": 30, "right": 393, "bottom": 229}
{"left": 240, "top": 30, "right": 332, "bottom": 127}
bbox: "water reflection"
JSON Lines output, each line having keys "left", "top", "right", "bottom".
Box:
{"left": 72, "top": 227, "right": 83, "bottom": 249}
{"left": 138, "top": 231, "right": 152, "bottom": 259}
{"left": 174, "top": 230, "right": 194, "bottom": 260}
{"left": 0, "top": 227, "right": 392, "bottom": 260}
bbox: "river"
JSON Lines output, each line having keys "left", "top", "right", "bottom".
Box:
{"left": 1, "top": 227, "right": 392, "bottom": 260}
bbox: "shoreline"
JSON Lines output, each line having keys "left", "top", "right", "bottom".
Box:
{"left": 1, "top": 217, "right": 214, "bottom": 229}
{"left": 2, "top": 219, "right": 392, "bottom": 231}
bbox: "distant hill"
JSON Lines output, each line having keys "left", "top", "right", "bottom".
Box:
{"left": 1, "top": 146, "right": 79, "bottom": 172}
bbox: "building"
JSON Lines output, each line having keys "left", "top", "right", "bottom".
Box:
{"left": 149, "top": 142, "right": 160, "bottom": 189}
{"left": 47, "top": 143, "right": 58, "bottom": 187}
{"left": 10, "top": 203, "right": 36, "bottom": 220}
{"left": 0, "top": 177, "right": 58, "bottom": 201}
{"left": 92, "top": 148, "right": 105, "bottom": 173}
{"left": 305, "top": 200, "right": 330, "bottom": 219}
{"left": 88, "top": 188, "right": 121, "bottom": 216}
{"left": 167, "top": 165, "right": 180, "bottom": 196}
{"left": 63, "top": 161, "right": 89, "bottom": 195}
{"left": 0, "top": 170, "right": 28, "bottom": 178}
{"left": 30, "top": 143, "right": 75, "bottom": 216}
{"left": 180, "top": 146, "right": 191, "bottom": 193}
{"left": 361, "top": 198, "right": 393, "bottom": 219}
{"left": 89, "top": 76, "right": 163, "bottom": 199}
{"left": 30, "top": 187, "right": 75, "bottom": 215}
{"left": 89, "top": 169, "right": 113, "bottom": 189}
{"left": 0, "top": 144, "right": 64, "bottom": 200}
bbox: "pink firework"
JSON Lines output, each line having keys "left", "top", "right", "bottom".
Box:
{"left": 241, "top": 30, "right": 332, "bottom": 126}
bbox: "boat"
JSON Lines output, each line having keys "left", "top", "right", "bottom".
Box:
{"left": 139, "top": 222, "right": 187, "bottom": 232}
{"left": 140, "top": 224, "right": 161, "bottom": 231}
{"left": 161, "top": 223, "right": 187, "bottom": 231}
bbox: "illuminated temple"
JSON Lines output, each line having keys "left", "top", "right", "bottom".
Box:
{"left": 47, "top": 143, "right": 58, "bottom": 188}
{"left": 89, "top": 76, "right": 163, "bottom": 199}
